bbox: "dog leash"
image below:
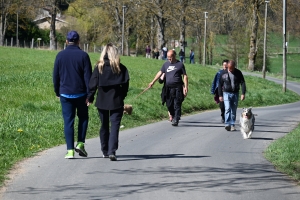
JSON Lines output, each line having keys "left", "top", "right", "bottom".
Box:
{"left": 134, "top": 86, "right": 151, "bottom": 99}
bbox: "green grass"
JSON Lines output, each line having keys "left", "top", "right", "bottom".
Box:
{"left": 265, "top": 124, "right": 300, "bottom": 183}
{"left": 0, "top": 46, "right": 300, "bottom": 187}
{"left": 268, "top": 54, "right": 300, "bottom": 79}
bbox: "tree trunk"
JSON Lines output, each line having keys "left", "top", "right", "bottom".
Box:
{"left": 0, "top": 0, "right": 8, "bottom": 46}
{"left": 49, "top": 1, "right": 57, "bottom": 50}
{"left": 155, "top": 4, "right": 166, "bottom": 50}
{"left": 135, "top": 34, "right": 139, "bottom": 57}
{"left": 125, "top": 26, "right": 129, "bottom": 56}
{"left": 150, "top": 16, "right": 154, "bottom": 51}
{"left": 179, "top": 0, "right": 188, "bottom": 54}
{"left": 179, "top": 16, "right": 186, "bottom": 53}
{"left": 248, "top": 0, "right": 259, "bottom": 71}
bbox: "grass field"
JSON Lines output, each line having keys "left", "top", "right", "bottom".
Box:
{"left": 0, "top": 46, "right": 300, "bottom": 187}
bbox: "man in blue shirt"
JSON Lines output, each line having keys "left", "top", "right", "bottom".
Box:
{"left": 211, "top": 59, "right": 229, "bottom": 123}
{"left": 53, "top": 31, "right": 92, "bottom": 159}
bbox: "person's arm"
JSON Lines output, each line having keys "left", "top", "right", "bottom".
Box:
{"left": 83, "top": 53, "right": 92, "bottom": 94}
{"left": 240, "top": 72, "right": 246, "bottom": 101}
{"left": 218, "top": 73, "right": 224, "bottom": 102}
{"left": 211, "top": 72, "right": 219, "bottom": 94}
{"left": 53, "top": 56, "right": 60, "bottom": 98}
{"left": 87, "top": 67, "right": 99, "bottom": 105}
{"left": 122, "top": 80, "right": 129, "bottom": 99}
{"left": 148, "top": 71, "right": 163, "bottom": 88}
{"left": 183, "top": 74, "right": 188, "bottom": 97}
{"left": 158, "top": 73, "right": 165, "bottom": 84}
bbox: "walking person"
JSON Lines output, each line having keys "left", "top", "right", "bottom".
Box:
{"left": 148, "top": 50, "right": 188, "bottom": 126}
{"left": 162, "top": 46, "right": 168, "bottom": 60}
{"left": 218, "top": 60, "right": 246, "bottom": 131}
{"left": 179, "top": 49, "right": 185, "bottom": 63}
{"left": 211, "top": 59, "right": 229, "bottom": 123}
{"left": 87, "top": 43, "right": 130, "bottom": 161}
{"left": 154, "top": 48, "right": 159, "bottom": 59}
{"left": 145, "top": 45, "right": 151, "bottom": 58}
{"left": 189, "top": 49, "right": 195, "bottom": 64}
{"left": 53, "top": 30, "right": 92, "bottom": 159}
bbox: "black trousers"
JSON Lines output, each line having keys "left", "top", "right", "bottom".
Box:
{"left": 219, "top": 101, "right": 225, "bottom": 119}
{"left": 97, "top": 107, "right": 123, "bottom": 156}
{"left": 166, "top": 87, "right": 183, "bottom": 121}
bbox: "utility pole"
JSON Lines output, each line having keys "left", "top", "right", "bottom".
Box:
{"left": 283, "top": 0, "right": 287, "bottom": 92}
{"left": 262, "top": 1, "right": 269, "bottom": 79}
{"left": 203, "top": 12, "right": 208, "bottom": 66}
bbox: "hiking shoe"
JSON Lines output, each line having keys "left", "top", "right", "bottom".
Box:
{"left": 225, "top": 125, "right": 231, "bottom": 131}
{"left": 103, "top": 155, "right": 109, "bottom": 158}
{"left": 172, "top": 119, "right": 178, "bottom": 126}
{"left": 231, "top": 126, "right": 236, "bottom": 131}
{"left": 109, "top": 155, "right": 117, "bottom": 161}
{"left": 65, "top": 149, "right": 75, "bottom": 159}
{"left": 75, "top": 142, "right": 88, "bottom": 157}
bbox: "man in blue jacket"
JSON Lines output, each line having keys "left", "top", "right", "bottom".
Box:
{"left": 53, "top": 31, "right": 92, "bottom": 159}
{"left": 211, "top": 59, "right": 228, "bottom": 123}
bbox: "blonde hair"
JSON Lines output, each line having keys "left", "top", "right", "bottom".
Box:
{"left": 97, "top": 43, "right": 121, "bottom": 74}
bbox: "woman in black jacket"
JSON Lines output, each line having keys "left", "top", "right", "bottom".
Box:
{"left": 87, "top": 43, "right": 130, "bottom": 161}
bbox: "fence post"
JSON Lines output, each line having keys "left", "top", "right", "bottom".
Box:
{"left": 11, "top": 37, "right": 13, "bottom": 47}
{"left": 5, "top": 39, "right": 7, "bottom": 46}
{"left": 31, "top": 38, "right": 34, "bottom": 48}
{"left": 87, "top": 44, "right": 89, "bottom": 52}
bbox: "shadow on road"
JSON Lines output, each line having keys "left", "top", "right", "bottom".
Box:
{"left": 8, "top": 163, "right": 299, "bottom": 199}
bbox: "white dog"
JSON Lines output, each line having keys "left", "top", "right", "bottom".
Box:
{"left": 239, "top": 107, "right": 256, "bottom": 139}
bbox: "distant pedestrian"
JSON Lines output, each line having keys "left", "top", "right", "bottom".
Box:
{"left": 179, "top": 49, "right": 185, "bottom": 63}
{"left": 162, "top": 46, "right": 168, "bottom": 60}
{"left": 218, "top": 60, "right": 246, "bottom": 131}
{"left": 189, "top": 50, "right": 195, "bottom": 64}
{"left": 53, "top": 30, "right": 92, "bottom": 159}
{"left": 145, "top": 45, "right": 151, "bottom": 58}
{"left": 87, "top": 43, "right": 130, "bottom": 161}
{"left": 211, "top": 59, "right": 229, "bottom": 123}
{"left": 154, "top": 48, "right": 159, "bottom": 59}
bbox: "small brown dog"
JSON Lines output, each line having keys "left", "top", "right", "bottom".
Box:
{"left": 124, "top": 104, "right": 133, "bottom": 115}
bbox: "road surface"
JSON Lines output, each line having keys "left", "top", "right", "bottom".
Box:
{"left": 1, "top": 76, "right": 300, "bottom": 200}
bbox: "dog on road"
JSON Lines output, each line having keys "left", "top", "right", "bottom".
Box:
{"left": 239, "top": 107, "right": 256, "bottom": 139}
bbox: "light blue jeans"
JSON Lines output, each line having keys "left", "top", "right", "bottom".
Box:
{"left": 223, "top": 92, "right": 239, "bottom": 127}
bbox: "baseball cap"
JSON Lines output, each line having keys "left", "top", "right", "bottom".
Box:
{"left": 67, "top": 31, "right": 80, "bottom": 42}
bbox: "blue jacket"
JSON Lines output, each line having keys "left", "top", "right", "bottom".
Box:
{"left": 211, "top": 69, "right": 224, "bottom": 94}
{"left": 53, "top": 45, "right": 92, "bottom": 97}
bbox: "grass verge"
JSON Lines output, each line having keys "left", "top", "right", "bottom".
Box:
{"left": 265, "top": 124, "right": 300, "bottom": 184}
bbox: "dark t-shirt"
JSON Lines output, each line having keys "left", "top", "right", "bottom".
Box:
{"left": 160, "top": 60, "right": 186, "bottom": 86}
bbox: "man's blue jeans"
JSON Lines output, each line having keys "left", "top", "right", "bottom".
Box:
{"left": 60, "top": 96, "right": 88, "bottom": 150}
{"left": 223, "top": 92, "right": 239, "bottom": 126}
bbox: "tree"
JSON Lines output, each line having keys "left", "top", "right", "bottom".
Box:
{"left": 0, "top": 0, "right": 11, "bottom": 46}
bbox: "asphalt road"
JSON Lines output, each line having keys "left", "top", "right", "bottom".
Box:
{"left": 1, "top": 76, "right": 300, "bottom": 200}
